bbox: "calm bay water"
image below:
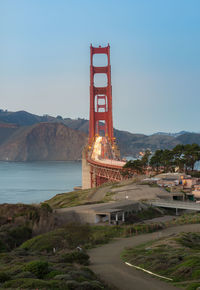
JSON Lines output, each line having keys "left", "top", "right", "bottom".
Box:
{"left": 1, "top": 160, "right": 199, "bottom": 205}
{"left": 0, "top": 161, "right": 82, "bottom": 204}
{"left": 195, "top": 161, "right": 200, "bottom": 170}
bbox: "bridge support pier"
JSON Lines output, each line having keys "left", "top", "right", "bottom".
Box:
{"left": 82, "top": 147, "right": 91, "bottom": 190}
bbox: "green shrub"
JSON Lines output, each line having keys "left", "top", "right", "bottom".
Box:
{"left": 15, "top": 271, "right": 36, "bottom": 279}
{"left": 80, "top": 280, "right": 104, "bottom": 290}
{"left": 191, "top": 269, "right": 200, "bottom": 279}
{"left": 80, "top": 267, "right": 96, "bottom": 279}
{"left": 3, "top": 278, "right": 66, "bottom": 289}
{"left": 186, "top": 282, "right": 200, "bottom": 290}
{"left": 45, "top": 270, "right": 63, "bottom": 279}
{"left": 88, "top": 225, "right": 123, "bottom": 247}
{"left": 0, "top": 252, "right": 12, "bottom": 263}
{"left": 0, "top": 272, "right": 10, "bottom": 282}
{"left": 0, "top": 240, "right": 8, "bottom": 252}
{"left": 6, "top": 265, "right": 22, "bottom": 277}
{"left": 63, "top": 223, "right": 91, "bottom": 249}
{"left": 65, "top": 280, "right": 80, "bottom": 288}
{"left": 66, "top": 270, "right": 94, "bottom": 282}
{"left": 40, "top": 203, "right": 53, "bottom": 213}
{"left": 54, "top": 274, "right": 72, "bottom": 280}
{"left": 0, "top": 225, "right": 32, "bottom": 252}
{"left": 178, "top": 233, "right": 200, "bottom": 250}
{"left": 23, "top": 260, "right": 49, "bottom": 279}
{"left": 21, "top": 224, "right": 92, "bottom": 252}
{"left": 61, "top": 251, "right": 90, "bottom": 265}
{"left": 172, "top": 257, "right": 200, "bottom": 281}
{"left": 8, "top": 226, "right": 32, "bottom": 247}
{"left": 28, "top": 210, "right": 39, "bottom": 221}
{"left": 20, "top": 229, "right": 65, "bottom": 252}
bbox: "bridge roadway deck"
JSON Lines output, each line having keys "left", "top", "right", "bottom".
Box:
{"left": 88, "top": 157, "right": 126, "bottom": 169}
{"left": 149, "top": 200, "right": 200, "bottom": 211}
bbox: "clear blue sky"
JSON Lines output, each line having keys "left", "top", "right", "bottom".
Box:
{"left": 0, "top": 0, "right": 200, "bottom": 134}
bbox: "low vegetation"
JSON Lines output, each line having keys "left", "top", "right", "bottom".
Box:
{"left": 46, "top": 188, "right": 98, "bottom": 208}
{"left": 9, "top": 212, "right": 200, "bottom": 289}
{"left": 19, "top": 222, "right": 170, "bottom": 253}
{"left": 0, "top": 225, "right": 32, "bottom": 252}
{"left": 0, "top": 223, "right": 116, "bottom": 289}
{"left": 102, "top": 191, "right": 116, "bottom": 202}
{"left": 46, "top": 178, "right": 144, "bottom": 208}
{"left": 2, "top": 199, "right": 200, "bottom": 288}
{"left": 60, "top": 251, "right": 90, "bottom": 265}
{"left": 0, "top": 248, "right": 106, "bottom": 289}
{"left": 124, "top": 207, "right": 164, "bottom": 224}
{"left": 20, "top": 223, "right": 92, "bottom": 252}
{"left": 0, "top": 203, "right": 56, "bottom": 252}
{"left": 121, "top": 231, "right": 200, "bottom": 289}
{"left": 46, "top": 184, "right": 118, "bottom": 208}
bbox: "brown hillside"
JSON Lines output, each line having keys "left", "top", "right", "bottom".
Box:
{"left": 0, "top": 123, "right": 87, "bottom": 161}
{"left": 1, "top": 111, "right": 200, "bottom": 158}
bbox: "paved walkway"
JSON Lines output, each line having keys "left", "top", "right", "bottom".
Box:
{"left": 89, "top": 224, "right": 200, "bottom": 290}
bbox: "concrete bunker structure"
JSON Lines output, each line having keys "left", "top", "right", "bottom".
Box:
{"left": 57, "top": 200, "right": 149, "bottom": 225}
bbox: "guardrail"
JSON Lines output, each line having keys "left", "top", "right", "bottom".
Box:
{"left": 87, "top": 156, "right": 125, "bottom": 170}
{"left": 148, "top": 200, "right": 200, "bottom": 211}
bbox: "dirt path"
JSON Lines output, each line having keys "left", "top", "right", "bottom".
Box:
{"left": 89, "top": 224, "right": 200, "bottom": 290}
{"left": 89, "top": 186, "right": 111, "bottom": 202}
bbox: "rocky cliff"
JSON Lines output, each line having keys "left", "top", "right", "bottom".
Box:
{"left": 0, "top": 122, "right": 87, "bottom": 161}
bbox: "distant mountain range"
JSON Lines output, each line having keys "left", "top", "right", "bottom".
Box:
{"left": 0, "top": 110, "right": 200, "bottom": 161}
{"left": 153, "top": 131, "right": 189, "bottom": 137}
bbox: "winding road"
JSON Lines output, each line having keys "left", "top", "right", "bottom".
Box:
{"left": 89, "top": 224, "right": 200, "bottom": 290}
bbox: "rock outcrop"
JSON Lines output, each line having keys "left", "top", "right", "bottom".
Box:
{"left": 0, "top": 122, "right": 87, "bottom": 161}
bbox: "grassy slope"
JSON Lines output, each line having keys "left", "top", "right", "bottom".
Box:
{"left": 45, "top": 178, "right": 144, "bottom": 209}
{"left": 0, "top": 224, "right": 118, "bottom": 289}
{"left": 1, "top": 210, "right": 200, "bottom": 288}
{"left": 21, "top": 212, "right": 200, "bottom": 254}
{"left": 121, "top": 231, "right": 200, "bottom": 290}
{"left": 45, "top": 182, "right": 120, "bottom": 208}
{"left": 0, "top": 249, "right": 106, "bottom": 289}
{"left": 16, "top": 212, "right": 200, "bottom": 289}
{"left": 45, "top": 188, "right": 98, "bottom": 208}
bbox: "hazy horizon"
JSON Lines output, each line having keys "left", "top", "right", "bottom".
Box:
{"left": 1, "top": 108, "right": 200, "bottom": 136}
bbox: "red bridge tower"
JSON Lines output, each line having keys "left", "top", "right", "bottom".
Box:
{"left": 89, "top": 44, "right": 114, "bottom": 145}
{"left": 82, "top": 44, "right": 124, "bottom": 189}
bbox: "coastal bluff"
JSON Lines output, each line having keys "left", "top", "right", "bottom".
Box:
{"left": 0, "top": 122, "right": 87, "bottom": 161}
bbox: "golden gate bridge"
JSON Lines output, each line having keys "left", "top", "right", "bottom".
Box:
{"left": 82, "top": 44, "right": 126, "bottom": 189}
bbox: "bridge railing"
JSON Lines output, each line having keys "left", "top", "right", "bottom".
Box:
{"left": 148, "top": 199, "right": 200, "bottom": 211}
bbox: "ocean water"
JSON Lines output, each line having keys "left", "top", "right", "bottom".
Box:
{"left": 1, "top": 160, "right": 199, "bottom": 205}
{"left": 195, "top": 161, "right": 200, "bottom": 170}
{"left": 0, "top": 161, "right": 82, "bottom": 204}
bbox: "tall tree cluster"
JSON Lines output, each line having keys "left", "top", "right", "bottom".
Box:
{"left": 123, "top": 144, "right": 200, "bottom": 174}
